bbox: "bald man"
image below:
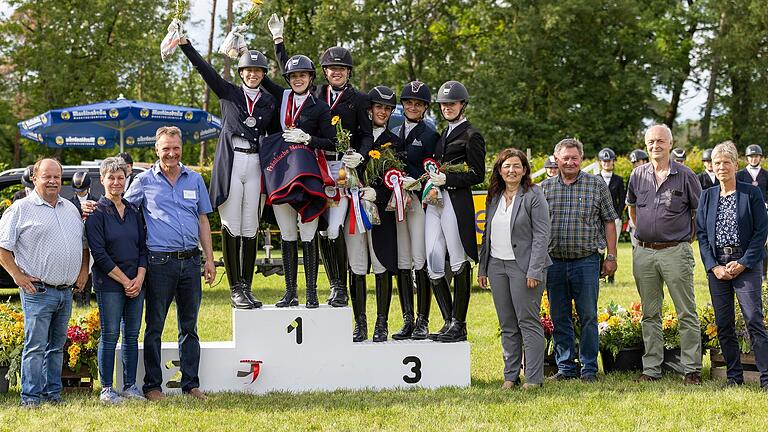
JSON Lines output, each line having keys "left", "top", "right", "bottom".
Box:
{"left": 626, "top": 124, "right": 702, "bottom": 385}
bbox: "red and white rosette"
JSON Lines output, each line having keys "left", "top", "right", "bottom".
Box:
{"left": 384, "top": 168, "right": 406, "bottom": 222}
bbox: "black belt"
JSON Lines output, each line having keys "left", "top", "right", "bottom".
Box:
{"left": 716, "top": 246, "right": 742, "bottom": 255}
{"left": 153, "top": 249, "right": 201, "bottom": 260}
{"left": 34, "top": 282, "right": 71, "bottom": 291}
{"left": 234, "top": 146, "right": 259, "bottom": 154}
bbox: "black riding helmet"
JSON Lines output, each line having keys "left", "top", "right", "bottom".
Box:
{"left": 400, "top": 81, "right": 431, "bottom": 104}
{"left": 72, "top": 170, "right": 91, "bottom": 192}
{"left": 320, "top": 46, "right": 353, "bottom": 69}
{"left": 283, "top": 55, "right": 316, "bottom": 81}
{"left": 20, "top": 165, "right": 33, "bottom": 188}
{"left": 629, "top": 149, "right": 649, "bottom": 164}
{"left": 368, "top": 86, "right": 397, "bottom": 108}
{"left": 238, "top": 50, "right": 269, "bottom": 73}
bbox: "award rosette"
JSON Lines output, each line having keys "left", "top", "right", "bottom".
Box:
{"left": 384, "top": 168, "right": 408, "bottom": 222}
{"left": 421, "top": 158, "right": 443, "bottom": 207}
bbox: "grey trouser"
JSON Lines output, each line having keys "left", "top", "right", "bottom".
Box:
{"left": 633, "top": 242, "right": 702, "bottom": 377}
{"left": 488, "top": 257, "right": 546, "bottom": 384}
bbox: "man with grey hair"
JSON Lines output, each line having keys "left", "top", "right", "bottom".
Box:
{"left": 0, "top": 158, "right": 90, "bottom": 407}
{"left": 541, "top": 138, "right": 618, "bottom": 382}
{"left": 125, "top": 126, "right": 216, "bottom": 401}
{"left": 626, "top": 124, "right": 702, "bottom": 385}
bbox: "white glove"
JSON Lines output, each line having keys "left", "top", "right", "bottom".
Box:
{"left": 430, "top": 172, "right": 446, "bottom": 186}
{"left": 283, "top": 128, "right": 311, "bottom": 144}
{"left": 361, "top": 187, "right": 377, "bottom": 202}
{"left": 342, "top": 152, "right": 364, "bottom": 168}
{"left": 268, "top": 14, "right": 284, "bottom": 41}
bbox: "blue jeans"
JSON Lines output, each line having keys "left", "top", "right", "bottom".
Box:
{"left": 546, "top": 254, "right": 600, "bottom": 377}
{"left": 708, "top": 265, "right": 768, "bottom": 386}
{"left": 143, "top": 252, "right": 202, "bottom": 394}
{"left": 96, "top": 290, "right": 145, "bottom": 389}
{"left": 19, "top": 285, "right": 73, "bottom": 404}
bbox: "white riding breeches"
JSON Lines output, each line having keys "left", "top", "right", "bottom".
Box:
{"left": 344, "top": 219, "right": 386, "bottom": 276}
{"left": 396, "top": 191, "right": 426, "bottom": 270}
{"left": 320, "top": 160, "right": 348, "bottom": 240}
{"left": 425, "top": 191, "right": 468, "bottom": 279}
{"left": 273, "top": 203, "right": 319, "bottom": 242}
{"left": 218, "top": 142, "right": 262, "bottom": 238}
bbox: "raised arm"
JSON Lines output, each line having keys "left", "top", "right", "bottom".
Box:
{"left": 179, "top": 39, "right": 232, "bottom": 99}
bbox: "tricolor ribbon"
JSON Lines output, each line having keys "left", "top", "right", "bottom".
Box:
{"left": 421, "top": 158, "right": 440, "bottom": 202}
{"left": 384, "top": 169, "right": 406, "bottom": 222}
{"left": 347, "top": 188, "right": 372, "bottom": 235}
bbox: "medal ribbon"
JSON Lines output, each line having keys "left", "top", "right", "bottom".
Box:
{"left": 285, "top": 92, "right": 310, "bottom": 128}
{"left": 326, "top": 87, "right": 346, "bottom": 112}
{"left": 347, "top": 188, "right": 371, "bottom": 235}
{"left": 243, "top": 89, "right": 261, "bottom": 117}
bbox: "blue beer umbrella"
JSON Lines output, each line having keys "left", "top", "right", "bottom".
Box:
{"left": 17, "top": 95, "right": 222, "bottom": 152}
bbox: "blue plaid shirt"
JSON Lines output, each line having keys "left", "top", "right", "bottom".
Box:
{"left": 541, "top": 171, "right": 618, "bottom": 259}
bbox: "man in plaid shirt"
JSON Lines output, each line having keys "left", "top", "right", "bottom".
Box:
{"left": 541, "top": 138, "right": 618, "bottom": 382}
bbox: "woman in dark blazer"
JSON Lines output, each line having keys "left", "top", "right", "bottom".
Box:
{"left": 696, "top": 140, "right": 768, "bottom": 389}
{"left": 478, "top": 148, "right": 552, "bottom": 389}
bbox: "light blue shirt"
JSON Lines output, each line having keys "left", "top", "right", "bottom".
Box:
{"left": 0, "top": 190, "right": 86, "bottom": 285}
{"left": 124, "top": 162, "right": 212, "bottom": 252}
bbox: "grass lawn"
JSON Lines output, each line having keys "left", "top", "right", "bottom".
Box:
{"left": 1, "top": 241, "right": 767, "bottom": 431}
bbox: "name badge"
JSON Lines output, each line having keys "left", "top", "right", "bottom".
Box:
{"left": 183, "top": 190, "right": 197, "bottom": 200}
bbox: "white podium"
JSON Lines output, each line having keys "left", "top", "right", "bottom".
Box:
{"left": 116, "top": 305, "right": 470, "bottom": 394}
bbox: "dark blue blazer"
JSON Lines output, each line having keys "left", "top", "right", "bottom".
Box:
{"left": 696, "top": 181, "right": 768, "bottom": 272}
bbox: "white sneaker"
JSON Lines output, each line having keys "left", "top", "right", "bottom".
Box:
{"left": 122, "top": 385, "right": 147, "bottom": 401}
{"left": 99, "top": 387, "right": 124, "bottom": 404}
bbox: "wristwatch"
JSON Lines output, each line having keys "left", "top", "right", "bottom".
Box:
{"left": 605, "top": 254, "right": 616, "bottom": 262}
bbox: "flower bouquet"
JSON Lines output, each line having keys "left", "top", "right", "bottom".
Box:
{"left": 160, "top": 0, "right": 188, "bottom": 62}
{"left": 0, "top": 301, "right": 24, "bottom": 388}
{"left": 64, "top": 309, "right": 100, "bottom": 378}
{"left": 598, "top": 301, "right": 643, "bottom": 359}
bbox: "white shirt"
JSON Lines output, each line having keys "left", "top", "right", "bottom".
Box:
{"left": 447, "top": 117, "right": 467, "bottom": 136}
{"left": 373, "top": 126, "right": 384, "bottom": 142}
{"left": 601, "top": 170, "right": 612, "bottom": 186}
{"left": 403, "top": 119, "right": 418, "bottom": 139}
{"left": 294, "top": 92, "right": 309, "bottom": 110}
{"left": 707, "top": 170, "right": 716, "bottom": 184}
{"left": 77, "top": 194, "right": 88, "bottom": 204}
{"left": 0, "top": 190, "right": 86, "bottom": 285}
{"left": 747, "top": 165, "right": 761, "bottom": 181}
{"left": 490, "top": 195, "right": 516, "bottom": 261}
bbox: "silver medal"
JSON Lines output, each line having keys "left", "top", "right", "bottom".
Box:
{"left": 324, "top": 186, "right": 337, "bottom": 198}
{"left": 244, "top": 116, "right": 257, "bottom": 127}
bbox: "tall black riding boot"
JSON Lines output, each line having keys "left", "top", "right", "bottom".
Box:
{"left": 350, "top": 273, "right": 368, "bottom": 342}
{"left": 320, "top": 235, "right": 349, "bottom": 307}
{"left": 240, "top": 235, "right": 262, "bottom": 308}
{"left": 439, "top": 262, "right": 471, "bottom": 343}
{"left": 411, "top": 268, "right": 432, "bottom": 340}
{"left": 303, "top": 239, "right": 319, "bottom": 308}
{"left": 373, "top": 272, "right": 393, "bottom": 342}
{"left": 275, "top": 240, "right": 299, "bottom": 307}
{"left": 428, "top": 276, "right": 453, "bottom": 341}
{"left": 391, "top": 269, "right": 415, "bottom": 340}
{"left": 223, "top": 229, "right": 253, "bottom": 309}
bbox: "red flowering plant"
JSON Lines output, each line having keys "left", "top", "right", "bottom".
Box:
{"left": 64, "top": 309, "right": 100, "bottom": 376}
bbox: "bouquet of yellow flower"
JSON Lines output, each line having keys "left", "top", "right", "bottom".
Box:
{"left": 64, "top": 309, "right": 100, "bottom": 376}
{"left": 0, "top": 301, "right": 24, "bottom": 387}
{"left": 365, "top": 143, "right": 404, "bottom": 186}
{"left": 242, "top": 0, "right": 265, "bottom": 26}
{"left": 332, "top": 116, "right": 357, "bottom": 188}
{"left": 598, "top": 301, "right": 643, "bottom": 358}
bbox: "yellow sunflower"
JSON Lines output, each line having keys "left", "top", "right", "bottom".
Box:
{"left": 331, "top": 115, "right": 341, "bottom": 126}
{"left": 369, "top": 150, "right": 381, "bottom": 159}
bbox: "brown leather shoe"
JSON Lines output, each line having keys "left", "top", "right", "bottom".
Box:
{"left": 635, "top": 374, "right": 660, "bottom": 382}
{"left": 144, "top": 390, "right": 166, "bottom": 401}
{"left": 187, "top": 388, "right": 207, "bottom": 400}
{"left": 683, "top": 372, "right": 702, "bottom": 385}
{"left": 522, "top": 383, "right": 543, "bottom": 390}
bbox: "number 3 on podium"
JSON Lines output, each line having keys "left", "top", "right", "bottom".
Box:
{"left": 402, "top": 356, "right": 422, "bottom": 384}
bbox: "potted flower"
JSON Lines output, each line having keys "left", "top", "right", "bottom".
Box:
{"left": 62, "top": 309, "right": 100, "bottom": 391}
{"left": 540, "top": 291, "right": 556, "bottom": 376}
{"left": 598, "top": 301, "right": 643, "bottom": 373}
{"left": 0, "top": 301, "right": 24, "bottom": 392}
{"left": 661, "top": 307, "right": 683, "bottom": 374}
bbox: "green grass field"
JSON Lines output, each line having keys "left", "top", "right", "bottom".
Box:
{"left": 1, "top": 242, "right": 767, "bottom": 431}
